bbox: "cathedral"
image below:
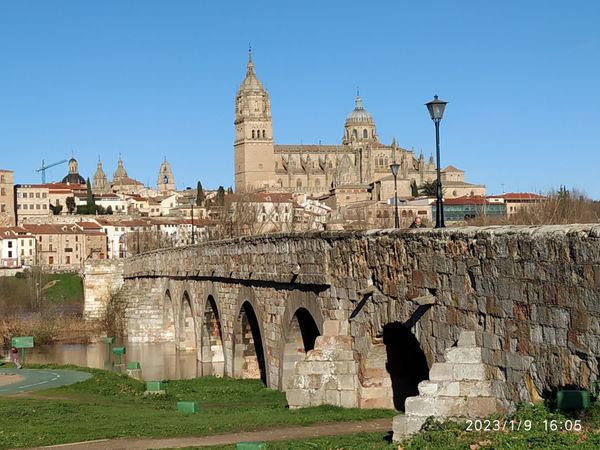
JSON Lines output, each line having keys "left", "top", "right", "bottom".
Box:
{"left": 92, "top": 156, "right": 176, "bottom": 196}
{"left": 234, "top": 54, "right": 484, "bottom": 199}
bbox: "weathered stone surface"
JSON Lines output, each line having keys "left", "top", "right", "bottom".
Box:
{"left": 84, "top": 225, "right": 600, "bottom": 415}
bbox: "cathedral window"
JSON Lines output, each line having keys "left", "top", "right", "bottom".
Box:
{"left": 363, "top": 129, "right": 368, "bottom": 139}
{"left": 262, "top": 129, "right": 266, "bottom": 138}
{"left": 296, "top": 179, "right": 302, "bottom": 188}
{"left": 352, "top": 129, "right": 357, "bottom": 139}
{"left": 252, "top": 130, "right": 255, "bottom": 139}
{"left": 384, "top": 156, "right": 388, "bottom": 166}
{"left": 278, "top": 179, "right": 283, "bottom": 187}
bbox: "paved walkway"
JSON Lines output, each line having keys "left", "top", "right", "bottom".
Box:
{"left": 32, "top": 418, "right": 392, "bottom": 449}
{"left": 0, "top": 368, "right": 91, "bottom": 395}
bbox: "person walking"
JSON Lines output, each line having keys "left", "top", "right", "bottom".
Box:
{"left": 11, "top": 347, "right": 22, "bottom": 369}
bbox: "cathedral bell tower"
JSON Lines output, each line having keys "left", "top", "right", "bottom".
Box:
{"left": 234, "top": 50, "right": 275, "bottom": 193}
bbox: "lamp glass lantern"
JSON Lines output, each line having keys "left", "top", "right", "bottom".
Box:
{"left": 425, "top": 95, "right": 447, "bottom": 122}
{"left": 390, "top": 163, "right": 400, "bottom": 177}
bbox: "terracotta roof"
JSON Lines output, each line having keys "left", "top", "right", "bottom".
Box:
{"left": 22, "top": 224, "right": 84, "bottom": 234}
{"left": 0, "top": 228, "right": 17, "bottom": 238}
{"left": 444, "top": 196, "right": 490, "bottom": 205}
{"left": 443, "top": 165, "right": 464, "bottom": 172}
{"left": 487, "top": 193, "right": 546, "bottom": 201}
{"left": 76, "top": 221, "right": 103, "bottom": 231}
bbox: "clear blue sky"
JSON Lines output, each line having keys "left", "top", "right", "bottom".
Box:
{"left": 1, "top": 1, "right": 599, "bottom": 198}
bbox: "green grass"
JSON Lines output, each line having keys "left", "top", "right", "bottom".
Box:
{"left": 0, "top": 272, "right": 83, "bottom": 309}
{"left": 2, "top": 364, "right": 599, "bottom": 450}
{"left": 41, "top": 273, "right": 83, "bottom": 304}
{"left": 179, "top": 402, "right": 600, "bottom": 450}
{"left": 0, "top": 365, "right": 395, "bottom": 449}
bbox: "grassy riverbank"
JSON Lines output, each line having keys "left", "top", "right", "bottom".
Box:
{"left": 0, "top": 272, "right": 92, "bottom": 345}
{"left": 197, "top": 402, "right": 600, "bottom": 449}
{"left": 0, "top": 272, "right": 83, "bottom": 308}
{"left": 0, "top": 365, "right": 395, "bottom": 449}
{"left": 1, "top": 365, "right": 599, "bottom": 449}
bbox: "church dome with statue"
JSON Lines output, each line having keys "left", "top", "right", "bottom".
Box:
{"left": 61, "top": 158, "right": 86, "bottom": 184}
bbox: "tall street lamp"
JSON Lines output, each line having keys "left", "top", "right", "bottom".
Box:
{"left": 390, "top": 162, "right": 400, "bottom": 228}
{"left": 189, "top": 197, "right": 196, "bottom": 245}
{"left": 425, "top": 95, "right": 448, "bottom": 228}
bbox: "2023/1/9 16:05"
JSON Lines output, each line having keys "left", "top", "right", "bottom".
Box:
{"left": 465, "top": 419, "right": 583, "bottom": 432}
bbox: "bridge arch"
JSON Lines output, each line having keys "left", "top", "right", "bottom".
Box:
{"left": 178, "top": 290, "right": 197, "bottom": 352}
{"left": 200, "top": 294, "right": 225, "bottom": 377}
{"left": 162, "top": 289, "right": 175, "bottom": 341}
{"left": 279, "top": 292, "right": 324, "bottom": 390}
{"left": 233, "top": 297, "right": 268, "bottom": 385}
{"left": 281, "top": 307, "right": 321, "bottom": 390}
{"left": 383, "top": 321, "right": 429, "bottom": 411}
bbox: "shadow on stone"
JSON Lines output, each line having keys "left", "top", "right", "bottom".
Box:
{"left": 384, "top": 322, "right": 429, "bottom": 411}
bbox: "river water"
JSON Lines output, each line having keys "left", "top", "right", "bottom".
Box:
{"left": 3, "top": 342, "right": 205, "bottom": 381}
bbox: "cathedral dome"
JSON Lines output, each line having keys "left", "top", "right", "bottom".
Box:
{"left": 61, "top": 157, "right": 86, "bottom": 184}
{"left": 345, "top": 96, "right": 374, "bottom": 125}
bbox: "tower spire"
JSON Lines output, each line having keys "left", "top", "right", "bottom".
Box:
{"left": 248, "top": 42, "right": 252, "bottom": 63}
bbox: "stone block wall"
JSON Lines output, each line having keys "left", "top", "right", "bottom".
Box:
{"left": 95, "top": 224, "right": 600, "bottom": 409}
{"left": 83, "top": 259, "right": 124, "bottom": 319}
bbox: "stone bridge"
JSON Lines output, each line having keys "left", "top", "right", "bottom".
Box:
{"left": 84, "top": 225, "right": 600, "bottom": 435}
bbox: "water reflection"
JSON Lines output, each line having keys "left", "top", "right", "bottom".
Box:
{"left": 13, "top": 342, "right": 207, "bottom": 381}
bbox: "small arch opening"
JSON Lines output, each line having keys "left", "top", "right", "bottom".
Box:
{"left": 200, "top": 296, "right": 224, "bottom": 377}
{"left": 179, "top": 291, "right": 197, "bottom": 352}
{"left": 282, "top": 308, "right": 320, "bottom": 390}
{"left": 163, "top": 289, "right": 175, "bottom": 341}
{"left": 234, "top": 301, "right": 267, "bottom": 384}
{"left": 383, "top": 322, "right": 429, "bottom": 411}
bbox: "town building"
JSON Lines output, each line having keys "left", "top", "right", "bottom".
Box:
{"left": 486, "top": 193, "right": 546, "bottom": 216}
{"left": 439, "top": 196, "right": 506, "bottom": 222}
{"left": 15, "top": 183, "right": 86, "bottom": 223}
{"left": 21, "top": 223, "right": 107, "bottom": 270}
{"left": 0, "top": 228, "right": 18, "bottom": 267}
{"left": 0, "top": 169, "right": 15, "bottom": 226}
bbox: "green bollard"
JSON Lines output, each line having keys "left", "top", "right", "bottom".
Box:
{"left": 112, "top": 347, "right": 126, "bottom": 366}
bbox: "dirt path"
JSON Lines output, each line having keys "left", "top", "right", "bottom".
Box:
{"left": 32, "top": 418, "right": 392, "bottom": 449}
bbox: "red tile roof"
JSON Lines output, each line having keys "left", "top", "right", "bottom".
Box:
{"left": 444, "top": 196, "right": 489, "bottom": 205}
{"left": 487, "top": 192, "right": 546, "bottom": 201}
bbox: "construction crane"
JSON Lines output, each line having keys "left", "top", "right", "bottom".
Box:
{"left": 36, "top": 159, "right": 68, "bottom": 183}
